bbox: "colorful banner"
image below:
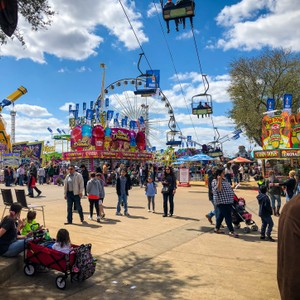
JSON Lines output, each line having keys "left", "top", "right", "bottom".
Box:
{"left": 267, "top": 98, "right": 275, "bottom": 111}
{"left": 12, "top": 141, "right": 44, "bottom": 164}
{"left": 63, "top": 150, "right": 153, "bottom": 161}
{"left": 261, "top": 112, "right": 291, "bottom": 149}
{"left": 146, "top": 70, "right": 160, "bottom": 88}
{"left": 283, "top": 94, "right": 292, "bottom": 114}
{"left": 254, "top": 149, "right": 300, "bottom": 159}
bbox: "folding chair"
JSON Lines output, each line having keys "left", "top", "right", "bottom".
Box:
{"left": 14, "top": 189, "right": 46, "bottom": 226}
{"left": 1, "top": 189, "right": 14, "bottom": 219}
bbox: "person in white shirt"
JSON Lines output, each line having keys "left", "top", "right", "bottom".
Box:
{"left": 52, "top": 228, "right": 72, "bottom": 254}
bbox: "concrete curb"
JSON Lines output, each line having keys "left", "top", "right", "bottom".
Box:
{"left": 0, "top": 254, "right": 23, "bottom": 284}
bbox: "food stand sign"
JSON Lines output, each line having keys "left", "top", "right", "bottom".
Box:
{"left": 178, "top": 167, "right": 190, "bottom": 187}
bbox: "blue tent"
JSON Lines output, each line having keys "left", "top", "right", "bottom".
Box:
{"left": 190, "top": 154, "right": 215, "bottom": 161}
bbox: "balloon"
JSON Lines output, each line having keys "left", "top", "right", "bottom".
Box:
{"left": 136, "top": 131, "right": 146, "bottom": 151}
{"left": 82, "top": 124, "right": 92, "bottom": 137}
{"left": 92, "top": 125, "right": 105, "bottom": 150}
{"left": 70, "top": 126, "right": 82, "bottom": 148}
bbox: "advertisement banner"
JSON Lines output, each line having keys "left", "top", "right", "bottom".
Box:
{"left": 12, "top": 141, "right": 44, "bottom": 164}
{"left": 283, "top": 93, "right": 292, "bottom": 114}
{"left": 267, "top": 98, "right": 275, "bottom": 111}
{"left": 63, "top": 150, "right": 153, "bottom": 161}
{"left": 146, "top": 70, "right": 160, "bottom": 88}
{"left": 261, "top": 112, "right": 291, "bottom": 149}
{"left": 178, "top": 168, "right": 190, "bottom": 187}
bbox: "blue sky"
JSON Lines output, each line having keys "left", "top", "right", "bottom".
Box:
{"left": 1, "top": 0, "right": 300, "bottom": 156}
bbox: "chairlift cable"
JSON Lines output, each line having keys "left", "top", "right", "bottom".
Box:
{"left": 152, "top": 1, "right": 199, "bottom": 142}
{"left": 118, "top": 0, "right": 152, "bottom": 71}
{"left": 118, "top": 0, "right": 182, "bottom": 142}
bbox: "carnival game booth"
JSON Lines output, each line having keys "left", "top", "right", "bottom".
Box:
{"left": 63, "top": 125, "right": 153, "bottom": 170}
{"left": 254, "top": 109, "right": 300, "bottom": 176}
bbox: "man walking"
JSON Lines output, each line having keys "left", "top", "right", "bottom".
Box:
{"left": 116, "top": 168, "right": 132, "bottom": 216}
{"left": 64, "top": 165, "right": 85, "bottom": 224}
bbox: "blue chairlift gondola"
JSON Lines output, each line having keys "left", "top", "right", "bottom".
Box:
{"left": 191, "top": 75, "right": 213, "bottom": 118}
{"left": 134, "top": 53, "right": 159, "bottom": 97}
{"left": 166, "top": 130, "right": 182, "bottom": 146}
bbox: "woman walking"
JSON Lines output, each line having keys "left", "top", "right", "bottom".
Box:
{"left": 161, "top": 166, "right": 177, "bottom": 217}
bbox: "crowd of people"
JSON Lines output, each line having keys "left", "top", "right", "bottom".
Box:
{"left": 1, "top": 158, "right": 300, "bottom": 297}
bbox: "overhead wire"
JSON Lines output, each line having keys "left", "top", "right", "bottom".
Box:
{"left": 152, "top": 0, "right": 200, "bottom": 142}
{"left": 191, "top": 25, "right": 218, "bottom": 142}
{"left": 118, "top": 0, "right": 182, "bottom": 136}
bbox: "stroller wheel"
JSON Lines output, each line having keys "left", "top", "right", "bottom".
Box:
{"left": 251, "top": 225, "right": 258, "bottom": 232}
{"left": 24, "top": 264, "right": 35, "bottom": 276}
{"left": 56, "top": 275, "right": 67, "bottom": 290}
{"left": 243, "top": 227, "right": 251, "bottom": 234}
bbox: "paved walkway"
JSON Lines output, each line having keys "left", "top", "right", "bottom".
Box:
{"left": 0, "top": 183, "right": 279, "bottom": 299}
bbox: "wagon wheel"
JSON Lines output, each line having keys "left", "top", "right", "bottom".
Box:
{"left": 56, "top": 275, "right": 67, "bottom": 290}
{"left": 251, "top": 225, "right": 258, "bottom": 232}
{"left": 243, "top": 227, "right": 251, "bottom": 234}
{"left": 24, "top": 264, "right": 35, "bottom": 276}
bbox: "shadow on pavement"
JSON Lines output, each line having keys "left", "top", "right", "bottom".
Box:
{"left": 0, "top": 252, "right": 200, "bottom": 299}
{"left": 173, "top": 216, "right": 200, "bottom": 221}
{"left": 100, "top": 218, "right": 121, "bottom": 225}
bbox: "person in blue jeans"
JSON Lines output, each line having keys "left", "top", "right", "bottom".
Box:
{"left": 212, "top": 168, "right": 238, "bottom": 238}
{"left": 161, "top": 166, "right": 177, "bottom": 217}
{"left": 0, "top": 202, "right": 30, "bottom": 257}
{"left": 63, "top": 165, "right": 85, "bottom": 225}
{"left": 257, "top": 185, "right": 275, "bottom": 242}
{"left": 116, "top": 168, "right": 132, "bottom": 216}
{"left": 206, "top": 166, "right": 217, "bottom": 224}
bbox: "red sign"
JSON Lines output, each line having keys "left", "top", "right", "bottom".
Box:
{"left": 63, "top": 150, "right": 153, "bottom": 161}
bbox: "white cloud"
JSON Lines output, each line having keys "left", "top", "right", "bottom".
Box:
{"left": 2, "top": 112, "right": 68, "bottom": 144}
{"left": 59, "top": 102, "right": 76, "bottom": 112}
{"left": 216, "top": 0, "right": 300, "bottom": 51}
{"left": 0, "top": 0, "right": 148, "bottom": 63}
{"left": 147, "top": 2, "right": 161, "bottom": 18}
{"left": 12, "top": 104, "right": 52, "bottom": 117}
{"left": 175, "top": 29, "right": 200, "bottom": 40}
{"left": 76, "top": 66, "right": 91, "bottom": 73}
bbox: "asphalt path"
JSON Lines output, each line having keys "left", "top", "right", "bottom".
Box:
{"left": 0, "top": 183, "right": 280, "bottom": 299}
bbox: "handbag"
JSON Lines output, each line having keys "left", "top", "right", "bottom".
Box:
{"left": 161, "top": 186, "right": 169, "bottom": 194}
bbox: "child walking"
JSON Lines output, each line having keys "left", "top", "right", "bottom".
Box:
{"left": 145, "top": 177, "right": 157, "bottom": 213}
{"left": 52, "top": 228, "right": 72, "bottom": 254}
{"left": 96, "top": 173, "right": 105, "bottom": 219}
{"left": 87, "top": 172, "right": 102, "bottom": 222}
{"left": 257, "top": 185, "right": 275, "bottom": 242}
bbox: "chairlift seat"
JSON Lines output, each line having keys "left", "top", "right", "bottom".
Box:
{"left": 134, "top": 89, "right": 157, "bottom": 97}
{"left": 166, "top": 140, "right": 182, "bottom": 146}
{"left": 192, "top": 107, "right": 212, "bottom": 116}
{"left": 163, "top": 2, "right": 195, "bottom": 21}
{"left": 1, "top": 189, "right": 14, "bottom": 219}
{"left": 15, "top": 189, "right": 46, "bottom": 227}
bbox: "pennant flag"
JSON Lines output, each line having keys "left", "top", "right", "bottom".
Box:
{"left": 47, "top": 127, "right": 53, "bottom": 133}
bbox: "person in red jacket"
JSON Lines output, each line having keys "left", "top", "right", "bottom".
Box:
{"left": 27, "top": 172, "right": 42, "bottom": 198}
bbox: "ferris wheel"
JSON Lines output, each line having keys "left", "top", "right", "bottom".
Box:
{"left": 105, "top": 80, "right": 170, "bottom": 148}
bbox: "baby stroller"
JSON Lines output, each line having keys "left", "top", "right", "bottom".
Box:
{"left": 24, "top": 229, "right": 96, "bottom": 289}
{"left": 232, "top": 194, "right": 258, "bottom": 233}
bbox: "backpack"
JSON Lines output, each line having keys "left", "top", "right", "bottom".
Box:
{"left": 72, "top": 244, "right": 96, "bottom": 281}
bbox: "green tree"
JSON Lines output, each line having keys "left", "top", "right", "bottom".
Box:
{"left": 228, "top": 48, "right": 300, "bottom": 147}
{"left": 0, "top": 0, "right": 55, "bottom": 45}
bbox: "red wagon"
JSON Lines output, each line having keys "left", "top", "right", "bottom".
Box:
{"left": 24, "top": 238, "right": 96, "bottom": 289}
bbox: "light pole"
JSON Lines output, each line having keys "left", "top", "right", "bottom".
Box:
{"left": 100, "top": 63, "right": 106, "bottom": 113}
